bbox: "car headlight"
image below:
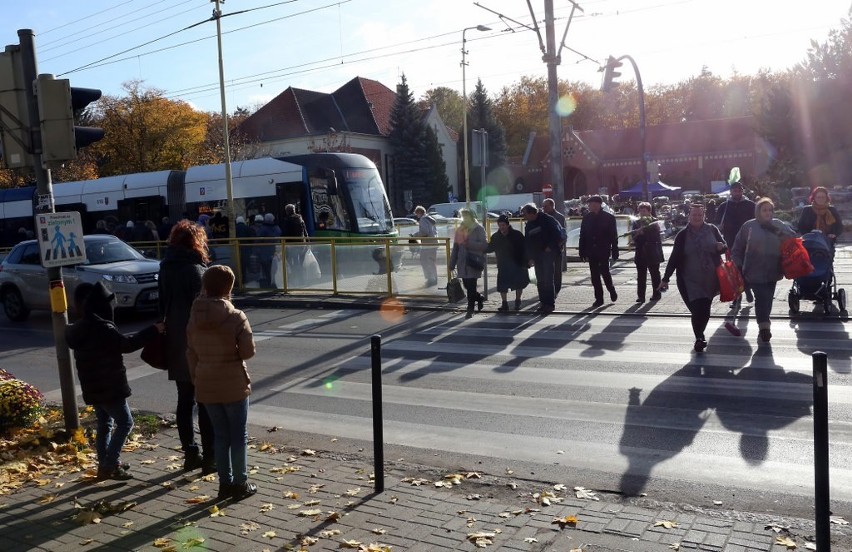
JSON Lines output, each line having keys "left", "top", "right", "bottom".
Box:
{"left": 101, "top": 273, "right": 138, "bottom": 284}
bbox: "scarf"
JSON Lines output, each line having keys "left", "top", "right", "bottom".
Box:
{"left": 812, "top": 204, "right": 836, "bottom": 233}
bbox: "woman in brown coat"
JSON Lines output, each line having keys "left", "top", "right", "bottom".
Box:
{"left": 187, "top": 265, "right": 257, "bottom": 501}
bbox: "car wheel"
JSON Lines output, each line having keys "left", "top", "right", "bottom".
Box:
{"left": 2, "top": 287, "right": 30, "bottom": 322}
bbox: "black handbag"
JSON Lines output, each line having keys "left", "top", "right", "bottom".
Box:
{"left": 446, "top": 278, "right": 466, "bottom": 303}
{"left": 140, "top": 331, "right": 167, "bottom": 370}
{"left": 466, "top": 252, "right": 484, "bottom": 271}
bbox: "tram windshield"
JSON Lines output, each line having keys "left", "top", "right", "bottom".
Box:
{"left": 344, "top": 168, "right": 394, "bottom": 234}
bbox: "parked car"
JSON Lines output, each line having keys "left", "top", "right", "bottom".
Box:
{"left": 0, "top": 234, "right": 161, "bottom": 322}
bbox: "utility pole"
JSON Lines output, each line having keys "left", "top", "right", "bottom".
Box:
{"left": 543, "top": 0, "right": 564, "bottom": 211}
{"left": 212, "top": 0, "right": 235, "bottom": 239}
{"left": 18, "top": 30, "right": 79, "bottom": 431}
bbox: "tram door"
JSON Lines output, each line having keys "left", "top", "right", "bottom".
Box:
{"left": 276, "top": 182, "right": 310, "bottom": 234}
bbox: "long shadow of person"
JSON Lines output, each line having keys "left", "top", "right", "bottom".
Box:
{"left": 617, "top": 361, "right": 729, "bottom": 496}
{"left": 790, "top": 309, "right": 851, "bottom": 374}
{"left": 579, "top": 314, "right": 649, "bottom": 358}
{"left": 494, "top": 311, "right": 596, "bottom": 373}
{"left": 715, "top": 346, "right": 814, "bottom": 465}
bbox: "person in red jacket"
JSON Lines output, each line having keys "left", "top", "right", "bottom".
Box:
{"left": 187, "top": 265, "right": 257, "bottom": 501}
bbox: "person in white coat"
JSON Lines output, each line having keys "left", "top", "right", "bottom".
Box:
{"left": 449, "top": 208, "right": 487, "bottom": 318}
{"left": 411, "top": 205, "right": 439, "bottom": 286}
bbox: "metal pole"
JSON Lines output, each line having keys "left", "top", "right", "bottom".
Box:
{"left": 544, "top": 0, "right": 565, "bottom": 210}
{"left": 18, "top": 29, "right": 79, "bottom": 432}
{"left": 461, "top": 29, "right": 470, "bottom": 208}
{"left": 212, "top": 0, "right": 235, "bottom": 240}
{"left": 371, "top": 335, "right": 384, "bottom": 492}
{"left": 812, "top": 351, "right": 830, "bottom": 552}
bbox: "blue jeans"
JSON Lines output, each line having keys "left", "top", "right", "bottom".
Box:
{"left": 204, "top": 398, "right": 249, "bottom": 486}
{"left": 750, "top": 281, "right": 778, "bottom": 327}
{"left": 94, "top": 400, "right": 134, "bottom": 470}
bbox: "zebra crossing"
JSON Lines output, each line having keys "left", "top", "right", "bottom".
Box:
{"left": 248, "top": 310, "right": 852, "bottom": 503}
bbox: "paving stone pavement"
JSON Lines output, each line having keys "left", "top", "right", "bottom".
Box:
{"left": 2, "top": 428, "right": 851, "bottom": 552}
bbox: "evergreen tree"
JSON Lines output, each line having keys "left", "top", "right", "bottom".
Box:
{"left": 388, "top": 74, "right": 430, "bottom": 213}
{"left": 424, "top": 124, "right": 450, "bottom": 205}
{"left": 464, "top": 79, "right": 508, "bottom": 201}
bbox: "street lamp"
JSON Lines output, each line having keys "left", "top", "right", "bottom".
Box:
{"left": 461, "top": 24, "right": 490, "bottom": 209}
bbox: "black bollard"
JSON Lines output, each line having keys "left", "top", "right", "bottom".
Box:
{"left": 813, "top": 351, "right": 830, "bottom": 552}
{"left": 371, "top": 335, "right": 384, "bottom": 493}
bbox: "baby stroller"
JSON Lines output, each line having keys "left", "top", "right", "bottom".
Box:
{"left": 787, "top": 231, "right": 846, "bottom": 314}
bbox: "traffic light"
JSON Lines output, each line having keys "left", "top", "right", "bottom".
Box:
{"left": 35, "top": 74, "right": 103, "bottom": 164}
{"left": 0, "top": 45, "right": 35, "bottom": 169}
{"left": 601, "top": 56, "right": 623, "bottom": 93}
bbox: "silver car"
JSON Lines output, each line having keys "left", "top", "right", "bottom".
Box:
{"left": 0, "top": 234, "right": 161, "bottom": 322}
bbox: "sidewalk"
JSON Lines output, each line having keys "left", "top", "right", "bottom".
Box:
{"left": 2, "top": 426, "right": 850, "bottom": 552}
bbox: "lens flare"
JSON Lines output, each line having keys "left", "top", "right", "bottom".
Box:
{"left": 556, "top": 94, "right": 577, "bottom": 117}
{"left": 379, "top": 298, "right": 404, "bottom": 323}
{"left": 486, "top": 166, "right": 512, "bottom": 194}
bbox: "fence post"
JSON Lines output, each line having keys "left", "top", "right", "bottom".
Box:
{"left": 371, "top": 335, "right": 384, "bottom": 492}
{"left": 813, "top": 351, "right": 830, "bottom": 552}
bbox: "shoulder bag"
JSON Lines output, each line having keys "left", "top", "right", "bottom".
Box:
{"left": 716, "top": 251, "right": 745, "bottom": 302}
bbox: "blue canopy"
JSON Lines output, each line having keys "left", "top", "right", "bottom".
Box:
{"left": 617, "top": 180, "right": 681, "bottom": 198}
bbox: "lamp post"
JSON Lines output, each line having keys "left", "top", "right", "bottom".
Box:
{"left": 461, "top": 24, "right": 490, "bottom": 209}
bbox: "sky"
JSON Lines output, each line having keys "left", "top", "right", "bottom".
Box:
{"left": 3, "top": 0, "right": 851, "bottom": 115}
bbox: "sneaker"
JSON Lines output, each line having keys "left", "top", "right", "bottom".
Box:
{"left": 610, "top": 290, "right": 618, "bottom": 302}
{"left": 98, "top": 465, "right": 133, "bottom": 481}
{"left": 217, "top": 482, "right": 234, "bottom": 500}
{"left": 230, "top": 481, "right": 257, "bottom": 501}
{"left": 759, "top": 329, "right": 772, "bottom": 343}
{"left": 183, "top": 452, "right": 203, "bottom": 472}
{"left": 693, "top": 339, "right": 707, "bottom": 353}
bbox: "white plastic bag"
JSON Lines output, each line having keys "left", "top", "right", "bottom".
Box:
{"left": 303, "top": 248, "right": 321, "bottom": 279}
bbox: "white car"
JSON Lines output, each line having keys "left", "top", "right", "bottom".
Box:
{"left": 0, "top": 235, "right": 161, "bottom": 322}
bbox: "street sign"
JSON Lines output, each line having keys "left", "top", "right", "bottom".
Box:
{"left": 35, "top": 211, "right": 87, "bottom": 268}
{"left": 542, "top": 184, "right": 553, "bottom": 197}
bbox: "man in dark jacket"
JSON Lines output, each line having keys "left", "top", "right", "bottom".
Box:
{"left": 256, "top": 213, "right": 282, "bottom": 287}
{"left": 66, "top": 282, "right": 162, "bottom": 480}
{"left": 521, "top": 203, "right": 562, "bottom": 314}
{"left": 542, "top": 198, "right": 567, "bottom": 295}
{"left": 579, "top": 195, "right": 619, "bottom": 308}
{"left": 715, "top": 181, "right": 756, "bottom": 304}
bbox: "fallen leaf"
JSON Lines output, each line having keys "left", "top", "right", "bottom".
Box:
{"left": 371, "top": 528, "right": 386, "bottom": 535}
{"left": 467, "top": 531, "right": 496, "bottom": 548}
{"left": 552, "top": 515, "right": 578, "bottom": 529}
{"left": 259, "top": 503, "right": 275, "bottom": 513}
{"left": 326, "top": 511, "right": 342, "bottom": 522}
{"left": 574, "top": 486, "right": 599, "bottom": 500}
{"left": 283, "top": 491, "right": 300, "bottom": 499}
{"left": 553, "top": 484, "right": 567, "bottom": 491}
{"left": 670, "top": 543, "right": 680, "bottom": 551}
{"left": 122, "top": 521, "right": 133, "bottom": 528}
{"left": 73, "top": 510, "right": 102, "bottom": 525}
{"left": 713, "top": 500, "right": 723, "bottom": 505}
{"left": 208, "top": 505, "right": 225, "bottom": 517}
{"left": 153, "top": 538, "right": 172, "bottom": 548}
{"left": 830, "top": 516, "right": 848, "bottom": 525}
{"left": 345, "top": 488, "right": 361, "bottom": 496}
{"left": 185, "top": 495, "right": 211, "bottom": 504}
{"left": 775, "top": 536, "right": 797, "bottom": 549}
{"left": 79, "top": 538, "right": 94, "bottom": 545}
{"left": 182, "top": 537, "right": 205, "bottom": 548}
{"left": 766, "top": 523, "right": 788, "bottom": 533}
{"left": 319, "top": 529, "right": 341, "bottom": 538}
{"left": 467, "top": 494, "right": 482, "bottom": 500}
{"left": 301, "top": 536, "right": 318, "bottom": 546}
{"left": 524, "top": 537, "right": 538, "bottom": 543}
{"left": 239, "top": 521, "right": 260, "bottom": 533}
{"left": 340, "top": 539, "right": 362, "bottom": 548}
{"left": 654, "top": 520, "right": 678, "bottom": 529}
{"left": 38, "top": 494, "right": 57, "bottom": 504}
{"left": 304, "top": 499, "right": 321, "bottom": 506}
{"left": 262, "top": 531, "right": 277, "bottom": 539}
{"left": 805, "top": 543, "right": 816, "bottom": 551}
{"left": 299, "top": 509, "right": 322, "bottom": 516}
{"left": 302, "top": 449, "right": 316, "bottom": 456}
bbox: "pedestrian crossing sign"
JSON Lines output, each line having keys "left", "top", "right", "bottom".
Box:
{"left": 35, "top": 211, "right": 87, "bottom": 268}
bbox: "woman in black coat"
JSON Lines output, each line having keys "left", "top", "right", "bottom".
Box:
{"left": 158, "top": 220, "right": 215, "bottom": 473}
{"left": 486, "top": 213, "right": 529, "bottom": 311}
{"left": 631, "top": 202, "right": 664, "bottom": 303}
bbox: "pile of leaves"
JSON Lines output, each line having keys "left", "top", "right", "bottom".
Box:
{"left": 0, "top": 370, "right": 44, "bottom": 432}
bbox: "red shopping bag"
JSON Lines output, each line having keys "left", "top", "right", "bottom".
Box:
{"left": 780, "top": 237, "right": 814, "bottom": 279}
{"left": 717, "top": 251, "right": 745, "bottom": 302}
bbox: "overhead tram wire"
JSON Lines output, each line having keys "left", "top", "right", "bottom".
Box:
{"left": 57, "top": 0, "right": 349, "bottom": 77}
{"left": 40, "top": 0, "right": 134, "bottom": 36}
{"left": 42, "top": 1, "right": 200, "bottom": 59}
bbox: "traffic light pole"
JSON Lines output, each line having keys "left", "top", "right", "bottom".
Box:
{"left": 18, "top": 29, "right": 79, "bottom": 432}
{"left": 602, "top": 54, "right": 647, "bottom": 201}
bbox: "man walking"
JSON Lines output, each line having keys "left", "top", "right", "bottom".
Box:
{"left": 579, "top": 195, "right": 619, "bottom": 308}
{"left": 411, "top": 206, "right": 438, "bottom": 286}
{"left": 521, "top": 203, "right": 562, "bottom": 314}
{"left": 715, "top": 181, "right": 756, "bottom": 305}
{"left": 542, "top": 198, "right": 567, "bottom": 296}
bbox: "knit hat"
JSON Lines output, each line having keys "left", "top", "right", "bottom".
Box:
{"left": 236, "top": 216, "right": 245, "bottom": 224}
{"left": 497, "top": 213, "right": 511, "bottom": 225}
{"left": 126, "top": 220, "right": 135, "bottom": 228}
{"left": 202, "top": 265, "right": 235, "bottom": 298}
{"left": 84, "top": 281, "right": 115, "bottom": 321}
{"left": 254, "top": 214, "right": 264, "bottom": 223}
{"left": 264, "top": 213, "right": 275, "bottom": 223}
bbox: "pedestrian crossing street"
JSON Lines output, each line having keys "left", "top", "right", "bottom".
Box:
{"left": 249, "top": 310, "right": 852, "bottom": 502}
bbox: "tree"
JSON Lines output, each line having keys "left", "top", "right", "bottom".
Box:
{"left": 419, "top": 87, "right": 463, "bottom": 133}
{"left": 192, "top": 106, "right": 256, "bottom": 166}
{"left": 85, "top": 80, "right": 208, "bottom": 177}
{"left": 388, "top": 74, "right": 431, "bottom": 212}
{"left": 465, "top": 79, "right": 507, "bottom": 199}
{"left": 423, "top": 124, "right": 450, "bottom": 205}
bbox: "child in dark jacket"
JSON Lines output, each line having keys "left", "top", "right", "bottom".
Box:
{"left": 65, "top": 282, "right": 163, "bottom": 480}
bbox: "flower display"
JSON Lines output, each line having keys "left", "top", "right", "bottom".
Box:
{"left": 0, "top": 378, "right": 44, "bottom": 432}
